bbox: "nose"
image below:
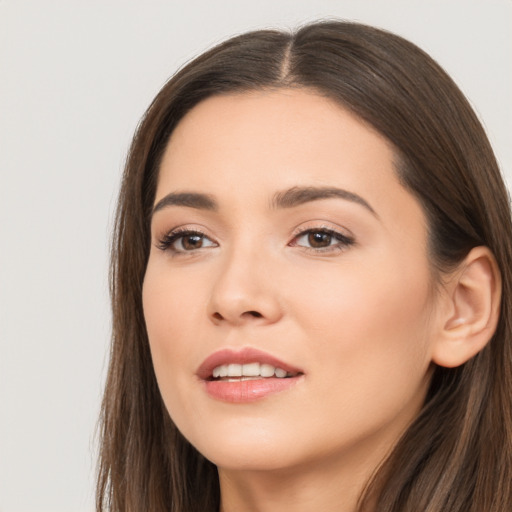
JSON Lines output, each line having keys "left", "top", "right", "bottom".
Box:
{"left": 207, "top": 246, "right": 283, "bottom": 327}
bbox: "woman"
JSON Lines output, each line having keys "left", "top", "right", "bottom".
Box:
{"left": 97, "top": 21, "right": 512, "bottom": 511}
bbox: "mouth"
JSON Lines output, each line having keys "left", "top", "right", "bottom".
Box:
{"left": 197, "top": 347, "right": 303, "bottom": 380}
{"left": 197, "top": 347, "right": 304, "bottom": 402}
{"left": 210, "top": 362, "right": 300, "bottom": 381}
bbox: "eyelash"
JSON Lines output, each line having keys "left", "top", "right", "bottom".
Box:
{"left": 289, "top": 226, "right": 355, "bottom": 253}
{"left": 156, "top": 227, "right": 215, "bottom": 253}
{"left": 156, "top": 226, "right": 355, "bottom": 255}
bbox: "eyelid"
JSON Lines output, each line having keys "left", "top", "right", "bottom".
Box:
{"left": 290, "top": 221, "right": 354, "bottom": 240}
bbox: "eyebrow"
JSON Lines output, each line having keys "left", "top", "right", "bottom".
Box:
{"left": 152, "top": 192, "right": 218, "bottom": 216}
{"left": 152, "top": 186, "right": 377, "bottom": 217}
{"left": 271, "top": 186, "right": 378, "bottom": 216}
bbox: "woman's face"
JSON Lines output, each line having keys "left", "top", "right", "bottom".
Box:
{"left": 143, "top": 89, "right": 440, "bottom": 474}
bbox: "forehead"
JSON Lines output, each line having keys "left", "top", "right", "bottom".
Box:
{"left": 156, "top": 89, "right": 423, "bottom": 230}
{"left": 160, "top": 89, "right": 393, "bottom": 191}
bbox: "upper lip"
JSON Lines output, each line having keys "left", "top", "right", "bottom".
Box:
{"left": 196, "top": 347, "right": 304, "bottom": 380}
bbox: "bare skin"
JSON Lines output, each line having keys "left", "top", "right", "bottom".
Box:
{"left": 143, "top": 89, "right": 499, "bottom": 511}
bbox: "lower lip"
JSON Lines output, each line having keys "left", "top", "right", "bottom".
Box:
{"left": 203, "top": 376, "right": 302, "bottom": 403}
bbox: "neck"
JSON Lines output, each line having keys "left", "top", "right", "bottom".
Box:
{"left": 218, "top": 449, "right": 380, "bottom": 512}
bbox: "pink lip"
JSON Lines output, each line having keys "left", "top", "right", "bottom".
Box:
{"left": 196, "top": 347, "right": 304, "bottom": 403}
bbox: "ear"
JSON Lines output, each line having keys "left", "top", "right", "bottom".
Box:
{"left": 431, "top": 246, "right": 502, "bottom": 368}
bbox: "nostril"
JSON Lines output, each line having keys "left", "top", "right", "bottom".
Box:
{"left": 211, "top": 310, "right": 263, "bottom": 323}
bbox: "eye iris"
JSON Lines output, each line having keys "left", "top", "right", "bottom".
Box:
{"left": 182, "top": 234, "right": 203, "bottom": 250}
{"left": 308, "top": 231, "right": 332, "bottom": 248}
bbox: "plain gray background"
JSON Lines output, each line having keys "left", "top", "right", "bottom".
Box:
{"left": 1, "top": 1, "right": 510, "bottom": 511}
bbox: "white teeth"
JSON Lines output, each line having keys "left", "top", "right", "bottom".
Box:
{"left": 274, "top": 368, "right": 287, "bottom": 378}
{"left": 260, "top": 363, "right": 275, "bottom": 377}
{"left": 227, "top": 363, "right": 242, "bottom": 377}
{"left": 211, "top": 362, "right": 292, "bottom": 379}
{"left": 242, "top": 362, "right": 260, "bottom": 376}
{"left": 212, "top": 366, "right": 227, "bottom": 378}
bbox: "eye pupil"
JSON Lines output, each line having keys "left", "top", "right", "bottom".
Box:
{"left": 182, "top": 234, "right": 203, "bottom": 250}
{"left": 308, "top": 231, "right": 332, "bottom": 248}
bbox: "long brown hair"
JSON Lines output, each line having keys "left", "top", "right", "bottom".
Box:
{"left": 97, "top": 21, "right": 512, "bottom": 511}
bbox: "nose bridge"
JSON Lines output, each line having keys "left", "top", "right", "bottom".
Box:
{"left": 208, "top": 234, "right": 281, "bottom": 325}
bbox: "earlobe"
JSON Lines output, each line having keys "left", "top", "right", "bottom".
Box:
{"left": 431, "top": 246, "right": 502, "bottom": 368}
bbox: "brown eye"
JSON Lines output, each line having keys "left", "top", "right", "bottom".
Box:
{"left": 181, "top": 234, "right": 204, "bottom": 250}
{"left": 158, "top": 230, "right": 217, "bottom": 253}
{"left": 291, "top": 228, "right": 354, "bottom": 253}
{"left": 307, "top": 231, "right": 332, "bottom": 248}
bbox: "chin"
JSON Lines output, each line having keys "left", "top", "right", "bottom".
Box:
{"left": 182, "top": 420, "right": 305, "bottom": 472}
{"left": 203, "top": 445, "right": 302, "bottom": 473}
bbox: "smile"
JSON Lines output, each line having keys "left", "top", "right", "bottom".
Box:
{"left": 197, "top": 348, "right": 304, "bottom": 403}
{"left": 211, "top": 362, "right": 297, "bottom": 380}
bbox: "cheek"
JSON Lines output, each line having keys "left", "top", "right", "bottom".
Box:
{"left": 143, "top": 257, "right": 205, "bottom": 346}
{"left": 142, "top": 260, "right": 205, "bottom": 403}
{"left": 292, "top": 257, "right": 432, "bottom": 336}
{"left": 289, "top": 256, "right": 434, "bottom": 402}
